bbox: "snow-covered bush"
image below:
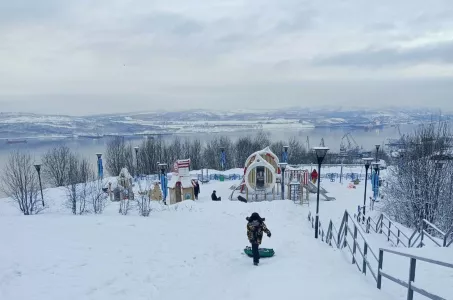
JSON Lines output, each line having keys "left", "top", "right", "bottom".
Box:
{"left": 136, "top": 180, "right": 153, "bottom": 217}
{"left": 1, "top": 151, "right": 43, "bottom": 215}
{"left": 88, "top": 179, "right": 108, "bottom": 214}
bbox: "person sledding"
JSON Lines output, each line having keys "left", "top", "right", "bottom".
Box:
{"left": 211, "top": 190, "right": 221, "bottom": 201}
{"left": 246, "top": 212, "right": 271, "bottom": 266}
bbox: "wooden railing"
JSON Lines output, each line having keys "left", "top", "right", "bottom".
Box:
{"left": 377, "top": 248, "right": 453, "bottom": 300}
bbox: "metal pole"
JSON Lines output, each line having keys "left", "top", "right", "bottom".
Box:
{"left": 315, "top": 162, "right": 322, "bottom": 239}
{"left": 38, "top": 171, "right": 44, "bottom": 206}
{"left": 281, "top": 168, "right": 285, "bottom": 200}
{"left": 363, "top": 164, "right": 369, "bottom": 223}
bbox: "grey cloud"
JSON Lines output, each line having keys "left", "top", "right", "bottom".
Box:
{"left": 313, "top": 41, "right": 453, "bottom": 67}
{"left": 134, "top": 12, "right": 204, "bottom": 36}
{"left": 0, "top": 0, "right": 64, "bottom": 24}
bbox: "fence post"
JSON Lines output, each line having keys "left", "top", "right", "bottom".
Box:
{"left": 377, "top": 249, "right": 384, "bottom": 289}
{"left": 352, "top": 225, "right": 358, "bottom": 264}
{"left": 343, "top": 214, "right": 349, "bottom": 249}
{"left": 388, "top": 220, "right": 391, "bottom": 242}
{"left": 379, "top": 215, "right": 383, "bottom": 234}
{"left": 363, "top": 242, "right": 368, "bottom": 275}
{"left": 397, "top": 229, "right": 401, "bottom": 246}
{"left": 407, "top": 258, "right": 417, "bottom": 300}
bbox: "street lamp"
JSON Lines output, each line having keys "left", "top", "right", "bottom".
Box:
{"left": 134, "top": 146, "right": 139, "bottom": 178}
{"left": 34, "top": 164, "right": 44, "bottom": 207}
{"left": 375, "top": 144, "right": 380, "bottom": 163}
{"left": 362, "top": 158, "right": 374, "bottom": 222}
{"left": 312, "top": 146, "right": 329, "bottom": 239}
{"left": 278, "top": 162, "right": 288, "bottom": 200}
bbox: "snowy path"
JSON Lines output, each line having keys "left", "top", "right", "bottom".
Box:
{"left": 0, "top": 199, "right": 394, "bottom": 300}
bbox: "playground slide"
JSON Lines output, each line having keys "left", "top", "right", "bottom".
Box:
{"left": 305, "top": 181, "right": 335, "bottom": 201}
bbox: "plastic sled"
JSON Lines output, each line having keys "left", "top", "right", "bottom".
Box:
{"left": 244, "top": 246, "right": 275, "bottom": 258}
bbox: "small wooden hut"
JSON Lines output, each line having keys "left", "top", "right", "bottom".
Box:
{"left": 168, "top": 159, "right": 194, "bottom": 205}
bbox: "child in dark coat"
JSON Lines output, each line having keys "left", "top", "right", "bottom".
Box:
{"left": 246, "top": 212, "right": 271, "bottom": 265}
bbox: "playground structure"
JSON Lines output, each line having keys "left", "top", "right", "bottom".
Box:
{"left": 285, "top": 168, "right": 336, "bottom": 202}
{"left": 228, "top": 147, "right": 335, "bottom": 202}
{"left": 168, "top": 159, "right": 194, "bottom": 205}
{"left": 229, "top": 147, "right": 280, "bottom": 201}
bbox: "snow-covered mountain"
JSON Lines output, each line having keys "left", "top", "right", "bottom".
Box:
{"left": 0, "top": 108, "right": 448, "bottom": 140}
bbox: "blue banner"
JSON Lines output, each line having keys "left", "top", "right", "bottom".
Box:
{"left": 282, "top": 151, "right": 288, "bottom": 163}
{"left": 161, "top": 173, "right": 167, "bottom": 200}
{"left": 98, "top": 158, "right": 103, "bottom": 179}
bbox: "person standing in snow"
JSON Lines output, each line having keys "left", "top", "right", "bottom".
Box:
{"left": 311, "top": 169, "right": 318, "bottom": 184}
{"left": 246, "top": 212, "right": 271, "bottom": 266}
{"left": 193, "top": 180, "right": 200, "bottom": 200}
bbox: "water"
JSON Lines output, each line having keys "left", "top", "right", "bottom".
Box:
{"left": 0, "top": 125, "right": 413, "bottom": 168}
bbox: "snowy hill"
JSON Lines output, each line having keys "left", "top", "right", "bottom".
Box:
{"left": 1, "top": 167, "right": 451, "bottom": 300}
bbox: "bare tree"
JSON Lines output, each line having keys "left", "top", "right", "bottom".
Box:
{"left": 1, "top": 151, "right": 43, "bottom": 215}
{"left": 383, "top": 120, "right": 453, "bottom": 231}
{"left": 105, "top": 137, "right": 135, "bottom": 176}
{"left": 42, "top": 145, "right": 71, "bottom": 187}
{"left": 66, "top": 154, "right": 94, "bottom": 215}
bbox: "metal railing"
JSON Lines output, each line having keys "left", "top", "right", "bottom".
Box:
{"left": 359, "top": 212, "right": 453, "bottom": 248}
{"left": 409, "top": 219, "right": 453, "bottom": 248}
{"left": 377, "top": 248, "right": 453, "bottom": 300}
{"left": 308, "top": 210, "right": 379, "bottom": 281}
{"left": 307, "top": 210, "right": 453, "bottom": 299}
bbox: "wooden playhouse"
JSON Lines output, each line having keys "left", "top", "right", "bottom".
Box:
{"left": 168, "top": 159, "right": 194, "bottom": 205}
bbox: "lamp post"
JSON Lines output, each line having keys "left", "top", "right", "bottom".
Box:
{"left": 134, "top": 146, "right": 139, "bottom": 178}
{"left": 96, "top": 153, "right": 103, "bottom": 179}
{"left": 312, "top": 146, "right": 329, "bottom": 239}
{"left": 34, "top": 164, "right": 44, "bottom": 207}
{"left": 158, "top": 163, "right": 168, "bottom": 204}
{"left": 362, "top": 158, "right": 374, "bottom": 222}
{"left": 278, "top": 162, "right": 288, "bottom": 200}
{"left": 375, "top": 144, "right": 381, "bottom": 176}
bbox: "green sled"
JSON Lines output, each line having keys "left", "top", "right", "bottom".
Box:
{"left": 244, "top": 246, "right": 275, "bottom": 258}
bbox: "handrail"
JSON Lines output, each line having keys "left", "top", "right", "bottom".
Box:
{"left": 370, "top": 213, "right": 411, "bottom": 247}
{"left": 308, "top": 210, "right": 453, "bottom": 299}
{"left": 377, "top": 248, "right": 453, "bottom": 300}
{"left": 309, "top": 210, "right": 379, "bottom": 281}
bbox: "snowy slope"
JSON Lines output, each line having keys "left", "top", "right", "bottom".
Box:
{"left": 0, "top": 179, "right": 396, "bottom": 300}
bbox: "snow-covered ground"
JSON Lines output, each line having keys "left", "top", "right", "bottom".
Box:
{"left": 0, "top": 167, "right": 451, "bottom": 300}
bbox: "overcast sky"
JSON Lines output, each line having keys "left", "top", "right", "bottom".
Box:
{"left": 1, "top": 0, "right": 452, "bottom": 115}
